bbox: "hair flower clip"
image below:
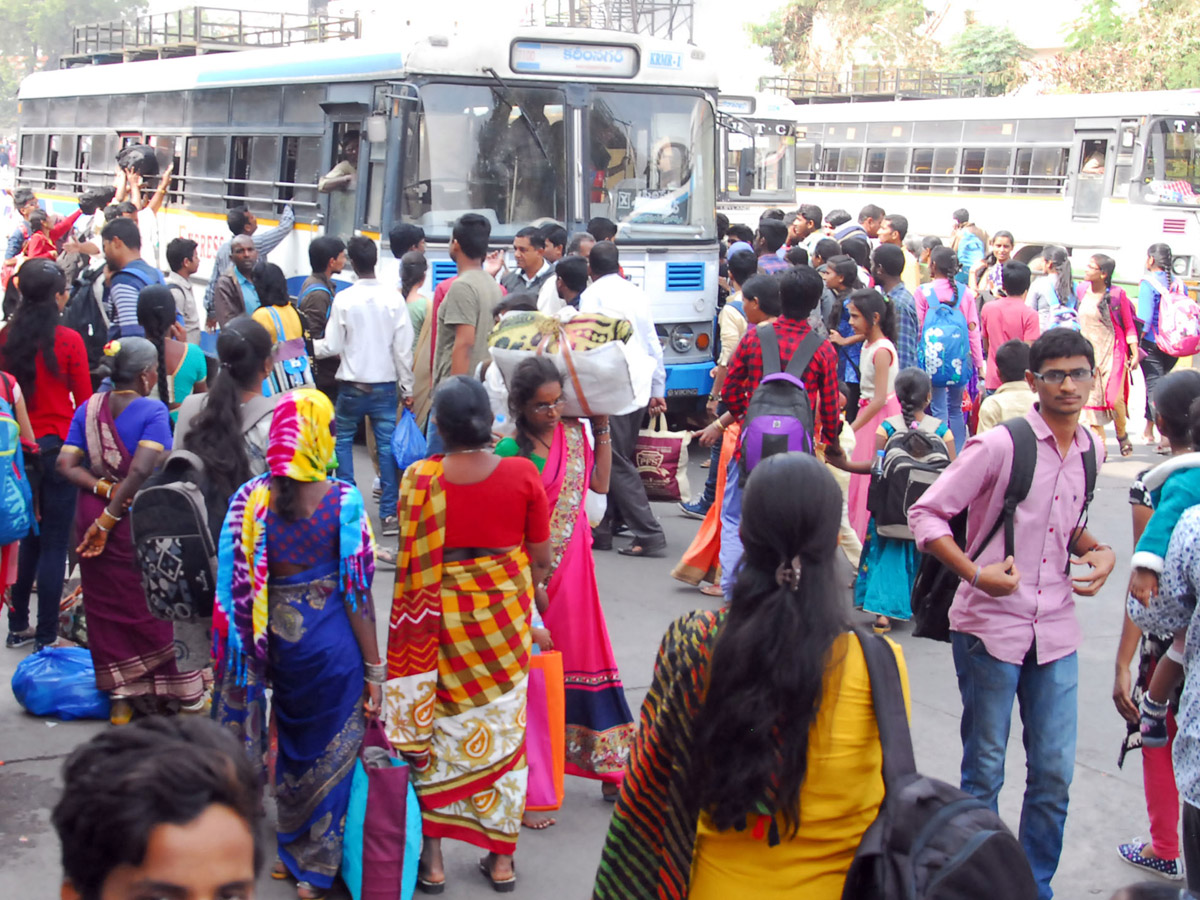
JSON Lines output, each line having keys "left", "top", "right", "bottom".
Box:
{"left": 103, "top": 340, "right": 121, "bottom": 357}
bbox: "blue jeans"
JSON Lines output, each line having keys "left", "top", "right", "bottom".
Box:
{"left": 931, "top": 383, "right": 967, "bottom": 450}
{"left": 951, "top": 632, "right": 1078, "bottom": 900}
{"left": 334, "top": 382, "right": 397, "bottom": 521}
{"left": 718, "top": 453, "right": 743, "bottom": 597}
{"left": 425, "top": 412, "right": 445, "bottom": 457}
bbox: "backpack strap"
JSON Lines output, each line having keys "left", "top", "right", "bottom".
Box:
{"left": 1066, "top": 432, "right": 1099, "bottom": 573}
{"left": 267, "top": 306, "right": 285, "bottom": 342}
{"left": 727, "top": 299, "right": 744, "bottom": 317}
{"left": 967, "top": 418, "right": 1037, "bottom": 564}
{"left": 856, "top": 630, "right": 917, "bottom": 789}
{"left": 783, "top": 330, "right": 823, "bottom": 381}
{"left": 758, "top": 322, "right": 782, "bottom": 376}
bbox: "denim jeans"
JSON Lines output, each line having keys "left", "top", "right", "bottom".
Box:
{"left": 931, "top": 383, "right": 967, "bottom": 450}
{"left": 698, "top": 402, "right": 726, "bottom": 509}
{"left": 8, "top": 437, "right": 76, "bottom": 645}
{"left": 334, "top": 382, "right": 397, "bottom": 521}
{"left": 718, "top": 452, "right": 743, "bottom": 597}
{"left": 425, "top": 412, "right": 445, "bottom": 457}
{"left": 951, "top": 632, "right": 1078, "bottom": 900}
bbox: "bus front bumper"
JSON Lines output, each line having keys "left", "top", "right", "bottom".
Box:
{"left": 665, "top": 362, "right": 714, "bottom": 400}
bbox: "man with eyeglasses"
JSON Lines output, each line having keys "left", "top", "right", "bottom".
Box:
{"left": 908, "top": 327, "right": 1116, "bottom": 900}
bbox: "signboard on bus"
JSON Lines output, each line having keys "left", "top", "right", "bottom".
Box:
{"left": 510, "top": 41, "right": 639, "bottom": 78}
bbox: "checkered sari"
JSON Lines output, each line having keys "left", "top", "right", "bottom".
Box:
{"left": 385, "top": 458, "right": 534, "bottom": 854}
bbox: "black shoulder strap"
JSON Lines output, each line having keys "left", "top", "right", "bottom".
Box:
{"left": 1065, "top": 431, "right": 1099, "bottom": 572}
{"left": 758, "top": 322, "right": 782, "bottom": 376}
{"left": 968, "top": 418, "right": 1036, "bottom": 562}
{"left": 856, "top": 630, "right": 916, "bottom": 790}
{"left": 783, "top": 330, "right": 823, "bottom": 382}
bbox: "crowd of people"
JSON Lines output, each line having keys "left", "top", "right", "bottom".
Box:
{"left": 5, "top": 172, "right": 1200, "bottom": 900}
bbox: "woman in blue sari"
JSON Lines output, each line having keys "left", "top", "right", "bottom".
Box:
{"left": 212, "top": 388, "right": 380, "bottom": 900}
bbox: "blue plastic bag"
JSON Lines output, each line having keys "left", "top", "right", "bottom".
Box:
{"left": 391, "top": 408, "right": 428, "bottom": 474}
{"left": 11, "top": 646, "right": 110, "bottom": 720}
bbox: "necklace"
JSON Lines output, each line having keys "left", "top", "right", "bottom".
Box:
{"left": 111, "top": 389, "right": 139, "bottom": 396}
{"left": 445, "top": 448, "right": 490, "bottom": 456}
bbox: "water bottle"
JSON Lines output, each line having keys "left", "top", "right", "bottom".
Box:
{"left": 871, "top": 449, "right": 885, "bottom": 477}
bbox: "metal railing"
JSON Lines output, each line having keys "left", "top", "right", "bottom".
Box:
{"left": 759, "top": 68, "right": 988, "bottom": 102}
{"left": 537, "top": 0, "right": 694, "bottom": 42}
{"left": 70, "top": 6, "right": 360, "bottom": 62}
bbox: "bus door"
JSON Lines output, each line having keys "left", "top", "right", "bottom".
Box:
{"left": 320, "top": 112, "right": 367, "bottom": 241}
{"left": 1071, "top": 128, "right": 1114, "bottom": 221}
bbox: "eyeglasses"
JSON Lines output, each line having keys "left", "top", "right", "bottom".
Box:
{"left": 532, "top": 398, "right": 567, "bottom": 414}
{"left": 1032, "top": 368, "right": 1094, "bottom": 385}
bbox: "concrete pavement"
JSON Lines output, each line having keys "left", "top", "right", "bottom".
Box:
{"left": 0, "top": 434, "right": 1180, "bottom": 899}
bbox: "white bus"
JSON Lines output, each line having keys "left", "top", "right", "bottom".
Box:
{"left": 785, "top": 89, "right": 1200, "bottom": 286}
{"left": 715, "top": 92, "right": 798, "bottom": 226}
{"left": 15, "top": 28, "right": 721, "bottom": 400}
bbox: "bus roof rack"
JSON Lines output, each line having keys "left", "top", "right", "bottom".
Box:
{"left": 63, "top": 6, "right": 361, "bottom": 68}
{"left": 534, "top": 0, "right": 695, "bottom": 43}
{"left": 759, "top": 68, "right": 988, "bottom": 104}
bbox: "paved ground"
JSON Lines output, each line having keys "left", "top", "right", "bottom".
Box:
{"left": 0, "top": 421, "right": 1183, "bottom": 900}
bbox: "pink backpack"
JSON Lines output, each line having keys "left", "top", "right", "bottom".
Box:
{"left": 1150, "top": 276, "right": 1200, "bottom": 358}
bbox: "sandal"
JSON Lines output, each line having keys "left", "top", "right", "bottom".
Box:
{"left": 271, "top": 860, "right": 289, "bottom": 881}
{"left": 872, "top": 616, "right": 892, "bottom": 635}
{"left": 699, "top": 583, "right": 724, "bottom": 597}
{"left": 617, "top": 539, "right": 667, "bottom": 559}
{"left": 296, "top": 882, "right": 325, "bottom": 900}
{"left": 109, "top": 699, "right": 134, "bottom": 726}
{"left": 479, "top": 855, "right": 517, "bottom": 893}
{"left": 1118, "top": 434, "right": 1134, "bottom": 457}
{"left": 416, "top": 875, "right": 445, "bottom": 895}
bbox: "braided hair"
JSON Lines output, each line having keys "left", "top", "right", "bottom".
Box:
{"left": 1042, "top": 246, "right": 1072, "bottom": 311}
{"left": 894, "top": 367, "right": 932, "bottom": 429}
{"left": 1148, "top": 242, "right": 1175, "bottom": 291}
{"left": 929, "top": 246, "right": 961, "bottom": 310}
{"left": 135, "top": 284, "right": 175, "bottom": 407}
{"left": 1091, "top": 254, "right": 1116, "bottom": 330}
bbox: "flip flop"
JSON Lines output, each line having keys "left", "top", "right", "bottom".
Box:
{"left": 416, "top": 876, "right": 446, "bottom": 895}
{"left": 617, "top": 540, "right": 667, "bottom": 559}
{"left": 699, "top": 583, "right": 724, "bottom": 597}
{"left": 271, "top": 860, "right": 289, "bottom": 881}
{"left": 479, "top": 856, "right": 517, "bottom": 893}
{"left": 296, "top": 882, "right": 325, "bottom": 900}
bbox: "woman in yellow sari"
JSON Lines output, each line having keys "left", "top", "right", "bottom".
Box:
{"left": 385, "top": 376, "right": 551, "bottom": 894}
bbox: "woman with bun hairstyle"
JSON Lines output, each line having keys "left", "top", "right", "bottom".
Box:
{"left": 385, "top": 376, "right": 552, "bottom": 893}
{"left": 57, "top": 337, "right": 205, "bottom": 725}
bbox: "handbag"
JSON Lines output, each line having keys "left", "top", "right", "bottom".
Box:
{"left": 635, "top": 413, "right": 691, "bottom": 503}
{"left": 342, "top": 718, "right": 421, "bottom": 900}
{"left": 525, "top": 651, "right": 566, "bottom": 812}
{"left": 262, "top": 306, "right": 315, "bottom": 396}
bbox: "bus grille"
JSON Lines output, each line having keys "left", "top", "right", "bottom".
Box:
{"left": 1164, "top": 219, "right": 1187, "bottom": 235}
{"left": 665, "top": 262, "right": 705, "bottom": 292}
{"left": 431, "top": 260, "right": 457, "bottom": 288}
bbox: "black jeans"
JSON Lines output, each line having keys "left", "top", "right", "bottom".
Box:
{"left": 8, "top": 436, "right": 76, "bottom": 645}
{"left": 1184, "top": 801, "right": 1200, "bottom": 892}
{"left": 1140, "top": 340, "right": 1178, "bottom": 421}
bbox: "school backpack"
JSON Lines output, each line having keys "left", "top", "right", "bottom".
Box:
{"left": 909, "top": 418, "right": 1097, "bottom": 642}
{"left": 0, "top": 376, "right": 35, "bottom": 546}
{"left": 61, "top": 264, "right": 110, "bottom": 376}
{"left": 1150, "top": 276, "right": 1200, "bottom": 358}
{"left": 261, "top": 305, "right": 316, "bottom": 396}
{"left": 738, "top": 323, "right": 822, "bottom": 481}
{"left": 1040, "top": 280, "right": 1079, "bottom": 333}
{"left": 130, "top": 450, "right": 218, "bottom": 622}
{"left": 917, "top": 285, "right": 970, "bottom": 387}
{"left": 866, "top": 421, "right": 951, "bottom": 541}
{"left": 841, "top": 632, "right": 1038, "bottom": 900}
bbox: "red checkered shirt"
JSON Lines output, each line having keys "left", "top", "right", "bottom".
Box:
{"left": 721, "top": 316, "right": 841, "bottom": 443}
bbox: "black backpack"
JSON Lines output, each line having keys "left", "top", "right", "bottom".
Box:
{"left": 909, "top": 418, "right": 1097, "bottom": 642}
{"left": 737, "top": 324, "right": 822, "bottom": 483}
{"left": 867, "top": 423, "right": 951, "bottom": 541}
{"left": 841, "top": 632, "right": 1038, "bottom": 900}
{"left": 61, "top": 264, "right": 109, "bottom": 377}
{"left": 130, "top": 450, "right": 218, "bottom": 622}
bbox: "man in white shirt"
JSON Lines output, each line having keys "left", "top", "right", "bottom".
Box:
{"left": 314, "top": 235, "right": 413, "bottom": 535}
{"left": 579, "top": 241, "right": 667, "bottom": 557}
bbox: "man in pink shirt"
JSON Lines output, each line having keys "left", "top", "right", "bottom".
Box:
{"left": 908, "top": 328, "right": 1116, "bottom": 900}
{"left": 980, "top": 260, "right": 1040, "bottom": 393}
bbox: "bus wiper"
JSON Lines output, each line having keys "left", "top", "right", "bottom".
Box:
{"left": 483, "top": 66, "right": 551, "bottom": 164}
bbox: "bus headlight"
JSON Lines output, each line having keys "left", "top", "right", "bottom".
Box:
{"left": 670, "top": 325, "right": 695, "bottom": 353}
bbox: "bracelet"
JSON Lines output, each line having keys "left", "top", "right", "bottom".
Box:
{"left": 597, "top": 438, "right": 612, "bottom": 446}
{"left": 593, "top": 426, "right": 610, "bottom": 436}
{"left": 94, "top": 518, "right": 112, "bottom": 533}
{"left": 93, "top": 479, "right": 114, "bottom": 499}
{"left": 708, "top": 394, "right": 719, "bottom": 402}
{"left": 98, "top": 510, "right": 120, "bottom": 531}
{"left": 715, "top": 419, "right": 727, "bottom": 432}
{"left": 363, "top": 661, "right": 387, "bottom": 685}
{"left": 970, "top": 566, "right": 981, "bottom": 588}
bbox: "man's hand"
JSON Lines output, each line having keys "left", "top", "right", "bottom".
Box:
{"left": 1072, "top": 545, "right": 1116, "bottom": 597}
{"left": 695, "top": 422, "right": 722, "bottom": 448}
{"left": 705, "top": 397, "right": 719, "bottom": 418}
{"left": 205, "top": 315, "right": 217, "bottom": 331}
{"left": 1112, "top": 663, "right": 1139, "bottom": 725}
{"left": 484, "top": 250, "right": 504, "bottom": 278}
{"left": 169, "top": 322, "right": 187, "bottom": 342}
{"left": 648, "top": 396, "right": 667, "bottom": 416}
{"left": 975, "top": 556, "right": 1021, "bottom": 597}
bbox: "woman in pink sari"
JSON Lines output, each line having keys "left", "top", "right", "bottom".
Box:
{"left": 495, "top": 358, "right": 635, "bottom": 816}
{"left": 1077, "top": 253, "right": 1138, "bottom": 456}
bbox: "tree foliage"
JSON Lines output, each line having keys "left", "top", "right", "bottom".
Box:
{"left": 748, "top": 0, "right": 933, "bottom": 71}
{"left": 946, "top": 24, "right": 1030, "bottom": 96}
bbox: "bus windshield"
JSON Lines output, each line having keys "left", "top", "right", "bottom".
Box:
{"left": 398, "top": 82, "right": 567, "bottom": 236}
{"left": 589, "top": 91, "right": 716, "bottom": 240}
{"left": 1144, "top": 116, "right": 1200, "bottom": 205}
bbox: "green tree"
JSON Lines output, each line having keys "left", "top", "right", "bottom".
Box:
{"left": 946, "top": 24, "right": 1031, "bottom": 96}
{"left": 1065, "top": 0, "right": 1124, "bottom": 50}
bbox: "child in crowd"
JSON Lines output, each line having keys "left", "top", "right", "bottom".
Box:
{"left": 977, "top": 340, "right": 1037, "bottom": 433}
{"left": 979, "top": 260, "right": 1039, "bottom": 394}
{"left": 832, "top": 367, "right": 955, "bottom": 633}
{"left": 1129, "top": 370, "right": 1200, "bottom": 748}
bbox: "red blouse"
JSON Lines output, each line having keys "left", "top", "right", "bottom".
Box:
{"left": 443, "top": 456, "right": 551, "bottom": 549}
{"left": 0, "top": 326, "right": 93, "bottom": 440}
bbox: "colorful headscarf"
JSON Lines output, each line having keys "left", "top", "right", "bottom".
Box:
{"left": 214, "top": 388, "right": 375, "bottom": 692}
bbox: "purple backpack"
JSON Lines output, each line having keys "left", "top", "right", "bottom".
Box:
{"left": 738, "top": 324, "right": 822, "bottom": 481}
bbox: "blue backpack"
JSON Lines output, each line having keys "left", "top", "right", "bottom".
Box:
{"left": 0, "top": 376, "right": 35, "bottom": 546}
{"left": 918, "top": 285, "right": 970, "bottom": 387}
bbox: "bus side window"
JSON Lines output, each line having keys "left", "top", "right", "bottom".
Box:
{"left": 184, "top": 136, "right": 228, "bottom": 214}
{"left": 1080, "top": 139, "right": 1107, "bottom": 176}
{"left": 279, "top": 136, "right": 321, "bottom": 216}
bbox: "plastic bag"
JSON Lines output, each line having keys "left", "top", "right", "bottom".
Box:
{"left": 116, "top": 142, "right": 160, "bottom": 178}
{"left": 391, "top": 408, "right": 427, "bottom": 473}
{"left": 11, "top": 646, "right": 110, "bottom": 720}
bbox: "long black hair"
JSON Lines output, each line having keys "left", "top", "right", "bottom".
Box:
{"left": 136, "top": 284, "right": 175, "bottom": 406}
{"left": 400, "top": 250, "right": 428, "bottom": 299}
{"left": 1147, "top": 242, "right": 1176, "bottom": 290}
{"left": 691, "top": 453, "right": 849, "bottom": 840}
{"left": 895, "top": 367, "right": 932, "bottom": 428}
{"left": 1090, "top": 253, "right": 1116, "bottom": 330}
{"left": 1041, "top": 245, "right": 1072, "bottom": 309}
{"left": 847, "top": 288, "right": 896, "bottom": 344}
{"left": 251, "top": 261, "right": 290, "bottom": 308}
{"left": 2, "top": 259, "right": 66, "bottom": 400}
{"left": 929, "top": 246, "right": 962, "bottom": 312}
{"left": 1153, "top": 368, "right": 1200, "bottom": 445}
{"left": 507, "top": 356, "right": 562, "bottom": 459}
{"left": 182, "top": 316, "right": 273, "bottom": 499}
{"left": 824, "top": 254, "right": 862, "bottom": 332}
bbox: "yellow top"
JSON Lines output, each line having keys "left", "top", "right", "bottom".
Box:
{"left": 689, "top": 633, "right": 911, "bottom": 900}
{"left": 252, "top": 302, "right": 306, "bottom": 343}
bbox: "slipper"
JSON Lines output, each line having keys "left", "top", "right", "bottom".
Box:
{"left": 699, "top": 458, "right": 711, "bottom": 468}
{"left": 602, "top": 784, "right": 620, "bottom": 803}
{"left": 699, "top": 583, "right": 724, "bottom": 597}
{"left": 872, "top": 616, "right": 892, "bottom": 635}
{"left": 271, "top": 860, "right": 289, "bottom": 881}
{"left": 296, "top": 882, "right": 325, "bottom": 900}
{"left": 375, "top": 547, "right": 397, "bottom": 567}
{"left": 478, "top": 856, "right": 517, "bottom": 893}
{"left": 1118, "top": 435, "right": 1134, "bottom": 458}
{"left": 416, "top": 876, "right": 446, "bottom": 895}
{"left": 617, "top": 540, "right": 667, "bottom": 559}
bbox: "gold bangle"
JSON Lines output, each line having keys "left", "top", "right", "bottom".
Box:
{"left": 715, "top": 419, "right": 727, "bottom": 432}
{"left": 98, "top": 510, "right": 120, "bottom": 531}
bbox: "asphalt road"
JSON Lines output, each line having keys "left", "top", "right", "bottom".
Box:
{"left": 0, "top": 420, "right": 1184, "bottom": 900}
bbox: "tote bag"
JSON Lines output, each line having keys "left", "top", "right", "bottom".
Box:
{"left": 635, "top": 414, "right": 691, "bottom": 503}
